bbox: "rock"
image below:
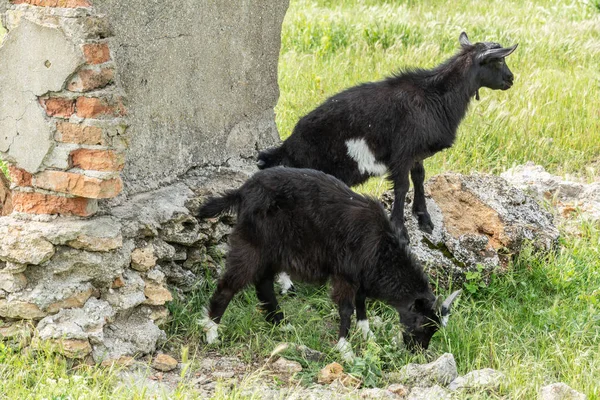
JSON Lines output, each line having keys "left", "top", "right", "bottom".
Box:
{"left": 318, "top": 362, "right": 345, "bottom": 384}
{"left": 407, "top": 385, "right": 451, "bottom": 400}
{"left": 160, "top": 261, "right": 197, "bottom": 291}
{"left": 146, "top": 268, "right": 165, "bottom": 283}
{"left": 46, "top": 287, "right": 95, "bottom": 313}
{"left": 146, "top": 306, "right": 169, "bottom": 326}
{"left": 37, "top": 297, "right": 116, "bottom": 343}
{"left": 46, "top": 241, "right": 134, "bottom": 286}
{"left": 538, "top": 382, "right": 587, "bottom": 400}
{"left": 0, "top": 320, "right": 33, "bottom": 343}
{"left": 152, "top": 353, "right": 178, "bottom": 372}
{"left": 296, "top": 344, "right": 327, "bottom": 363}
{"left": 0, "top": 223, "right": 55, "bottom": 265}
{"left": 383, "top": 172, "right": 559, "bottom": 288}
{"left": 131, "top": 246, "right": 157, "bottom": 272}
{"left": 104, "top": 270, "right": 146, "bottom": 311}
{"left": 270, "top": 357, "right": 303, "bottom": 374}
{"left": 0, "top": 172, "right": 12, "bottom": 216}
{"left": 387, "top": 383, "right": 409, "bottom": 397}
{"left": 150, "top": 238, "right": 176, "bottom": 261}
{"left": 502, "top": 163, "right": 600, "bottom": 222}
{"left": 387, "top": 353, "right": 457, "bottom": 387}
{"left": 0, "top": 272, "right": 27, "bottom": 292}
{"left": 1, "top": 261, "right": 27, "bottom": 273}
{"left": 0, "top": 299, "right": 46, "bottom": 319}
{"left": 143, "top": 281, "right": 173, "bottom": 305}
{"left": 50, "top": 338, "right": 93, "bottom": 359}
{"left": 448, "top": 368, "right": 506, "bottom": 392}
{"left": 92, "top": 307, "right": 166, "bottom": 363}
{"left": 160, "top": 214, "right": 202, "bottom": 246}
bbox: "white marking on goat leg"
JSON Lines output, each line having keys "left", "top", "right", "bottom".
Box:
{"left": 357, "top": 319, "right": 375, "bottom": 340}
{"left": 335, "top": 337, "right": 355, "bottom": 363}
{"left": 345, "top": 138, "right": 387, "bottom": 176}
{"left": 276, "top": 272, "right": 294, "bottom": 294}
{"left": 198, "top": 309, "right": 219, "bottom": 344}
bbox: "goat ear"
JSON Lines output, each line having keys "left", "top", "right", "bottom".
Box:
{"left": 459, "top": 32, "right": 471, "bottom": 47}
{"left": 411, "top": 297, "right": 429, "bottom": 313}
{"left": 477, "top": 43, "right": 518, "bottom": 63}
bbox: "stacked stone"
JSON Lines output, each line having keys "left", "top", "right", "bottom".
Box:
{"left": 1, "top": 0, "right": 127, "bottom": 217}
{"left": 0, "top": 1, "right": 160, "bottom": 363}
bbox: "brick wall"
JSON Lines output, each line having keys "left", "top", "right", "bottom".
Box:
{"left": 1, "top": 0, "right": 128, "bottom": 217}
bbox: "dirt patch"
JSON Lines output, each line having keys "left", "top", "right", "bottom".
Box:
{"left": 427, "top": 174, "right": 507, "bottom": 250}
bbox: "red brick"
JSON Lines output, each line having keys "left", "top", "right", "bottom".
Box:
{"left": 67, "top": 67, "right": 114, "bottom": 92}
{"left": 71, "top": 149, "right": 125, "bottom": 172}
{"left": 11, "top": 0, "right": 91, "bottom": 7}
{"left": 82, "top": 43, "right": 111, "bottom": 65}
{"left": 76, "top": 97, "right": 126, "bottom": 119}
{"left": 11, "top": 191, "right": 97, "bottom": 217}
{"left": 42, "top": 98, "right": 76, "bottom": 118}
{"left": 56, "top": 122, "right": 104, "bottom": 145}
{"left": 8, "top": 166, "right": 32, "bottom": 187}
{"left": 0, "top": 172, "right": 13, "bottom": 216}
{"left": 33, "top": 170, "right": 123, "bottom": 199}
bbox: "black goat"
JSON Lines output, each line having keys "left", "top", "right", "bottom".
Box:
{"left": 257, "top": 32, "right": 518, "bottom": 241}
{"left": 197, "top": 167, "right": 460, "bottom": 359}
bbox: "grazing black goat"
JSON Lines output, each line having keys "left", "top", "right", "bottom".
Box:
{"left": 257, "top": 32, "right": 518, "bottom": 241}
{"left": 197, "top": 168, "right": 460, "bottom": 360}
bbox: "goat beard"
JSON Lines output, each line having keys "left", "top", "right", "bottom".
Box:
{"left": 475, "top": 89, "right": 480, "bottom": 101}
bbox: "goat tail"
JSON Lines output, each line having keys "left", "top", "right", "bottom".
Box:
{"left": 197, "top": 190, "right": 241, "bottom": 219}
{"left": 257, "top": 146, "right": 284, "bottom": 169}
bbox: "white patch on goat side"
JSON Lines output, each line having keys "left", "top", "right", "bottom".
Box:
{"left": 357, "top": 319, "right": 375, "bottom": 340}
{"left": 198, "top": 309, "right": 219, "bottom": 344}
{"left": 276, "top": 272, "right": 294, "bottom": 294}
{"left": 335, "top": 337, "right": 355, "bottom": 363}
{"left": 345, "top": 138, "right": 387, "bottom": 176}
{"left": 441, "top": 314, "right": 449, "bottom": 328}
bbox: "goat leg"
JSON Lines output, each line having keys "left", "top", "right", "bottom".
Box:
{"left": 390, "top": 170, "right": 411, "bottom": 243}
{"left": 410, "top": 160, "right": 434, "bottom": 234}
{"left": 255, "top": 275, "right": 285, "bottom": 325}
{"left": 355, "top": 289, "right": 375, "bottom": 340}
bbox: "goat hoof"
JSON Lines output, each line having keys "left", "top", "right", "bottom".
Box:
{"left": 416, "top": 213, "right": 434, "bottom": 234}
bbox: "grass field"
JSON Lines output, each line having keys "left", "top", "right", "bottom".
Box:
{"left": 1, "top": 0, "right": 600, "bottom": 398}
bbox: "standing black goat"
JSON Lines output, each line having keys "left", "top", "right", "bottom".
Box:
{"left": 197, "top": 168, "right": 460, "bottom": 360}
{"left": 258, "top": 32, "right": 518, "bottom": 241}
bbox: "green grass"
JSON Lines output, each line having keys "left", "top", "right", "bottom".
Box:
{"left": 2, "top": 1, "right": 600, "bottom": 398}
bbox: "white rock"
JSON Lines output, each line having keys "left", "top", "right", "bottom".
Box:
{"left": 539, "top": 382, "right": 587, "bottom": 400}
{"left": 448, "top": 368, "right": 506, "bottom": 391}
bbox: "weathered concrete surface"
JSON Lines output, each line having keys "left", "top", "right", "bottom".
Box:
{"left": 91, "top": 0, "right": 289, "bottom": 195}
{"left": 0, "top": 19, "right": 83, "bottom": 172}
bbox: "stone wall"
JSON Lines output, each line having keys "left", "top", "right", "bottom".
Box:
{"left": 0, "top": 1, "right": 127, "bottom": 216}
{"left": 0, "top": 0, "right": 288, "bottom": 362}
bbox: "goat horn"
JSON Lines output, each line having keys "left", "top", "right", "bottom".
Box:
{"left": 459, "top": 32, "right": 471, "bottom": 47}
{"left": 477, "top": 44, "right": 519, "bottom": 62}
{"left": 440, "top": 290, "right": 462, "bottom": 315}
